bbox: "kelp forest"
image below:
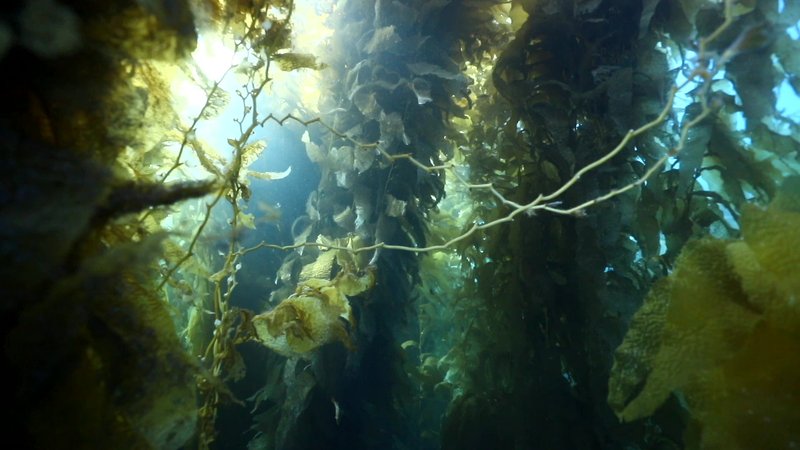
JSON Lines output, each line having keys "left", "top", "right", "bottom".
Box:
{"left": 1, "top": 0, "right": 799, "bottom": 449}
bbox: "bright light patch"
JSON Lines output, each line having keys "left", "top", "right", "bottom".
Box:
{"left": 194, "top": 33, "right": 238, "bottom": 82}
{"left": 776, "top": 79, "right": 800, "bottom": 121}
{"left": 160, "top": 0, "right": 332, "bottom": 184}
{"left": 292, "top": 0, "right": 334, "bottom": 53}
{"left": 269, "top": 0, "right": 334, "bottom": 116}
{"left": 148, "top": 0, "right": 333, "bottom": 246}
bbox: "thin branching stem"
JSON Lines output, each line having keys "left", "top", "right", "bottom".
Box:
{"left": 169, "top": 0, "right": 742, "bottom": 271}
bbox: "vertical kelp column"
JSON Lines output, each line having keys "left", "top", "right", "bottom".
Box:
{"left": 0, "top": 0, "right": 203, "bottom": 448}
{"left": 244, "top": 0, "right": 505, "bottom": 448}
{"left": 437, "top": 1, "right": 661, "bottom": 446}
{"left": 253, "top": 0, "right": 447, "bottom": 446}
{"left": 437, "top": 0, "right": 800, "bottom": 449}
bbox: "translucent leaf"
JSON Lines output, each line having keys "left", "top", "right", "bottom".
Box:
{"left": 305, "top": 139, "right": 327, "bottom": 164}
{"left": 379, "top": 111, "right": 406, "bottom": 145}
{"left": 293, "top": 222, "right": 313, "bottom": 249}
{"left": 351, "top": 86, "right": 382, "bottom": 119}
{"left": 353, "top": 186, "right": 373, "bottom": 232}
{"left": 201, "top": 88, "right": 230, "bottom": 120}
{"left": 333, "top": 206, "right": 355, "bottom": 230}
{"left": 241, "top": 140, "right": 267, "bottom": 170}
{"left": 729, "top": 0, "right": 756, "bottom": 17}
{"left": 273, "top": 52, "right": 320, "bottom": 71}
{"left": 187, "top": 136, "right": 224, "bottom": 177}
{"left": 363, "top": 25, "right": 400, "bottom": 54}
{"left": 401, "top": 340, "right": 418, "bottom": 350}
{"left": 276, "top": 255, "right": 299, "bottom": 284}
{"left": 353, "top": 147, "right": 375, "bottom": 173}
{"left": 509, "top": 1, "right": 529, "bottom": 31}
{"left": 407, "top": 62, "right": 464, "bottom": 81}
{"left": 239, "top": 212, "right": 256, "bottom": 229}
{"left": 247, "top": 166, "right": 292, "bottom": 181}
{"left": 411, "top": 77, "right": 432, "bottom": 105}
{"left": 209, "top": 267, "right": 229, "bottom": 283}
{"left": 385, "top": 194, "right": 407, "bottom": 217}
{"left": 335, "top": 170, "right": 355, "bottom": 188}
{"left": 677, "top": 104, "right": 712, "bottom": 194}
{"left": 330, "top": 146, "right": 354, "bottom": 171}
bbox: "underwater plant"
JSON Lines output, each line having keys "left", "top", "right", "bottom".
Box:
{"left": 252, "top": 266, "right": 376, "bottom": 356}
{"left": 3, "top": 0, "right": 800, "bottom": 449}
{"left": 609, "top": 177, "right": 800, "bottom": 449}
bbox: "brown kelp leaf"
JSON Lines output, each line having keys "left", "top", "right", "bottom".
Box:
{"left": 607, "top": 278, "right": 672, "bottom": 417}
{"left": 609, "top": 180, "right": 800, "bottom": 449}
{"left": 273, "top": 52, "right": 321, "bottom": 71}
{"left": 252, "top": 268, "right": 376, "bottom": 357}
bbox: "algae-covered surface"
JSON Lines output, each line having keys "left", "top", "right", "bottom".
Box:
{"left": 2, "top": 1, "right": 799, "bottom": 449}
